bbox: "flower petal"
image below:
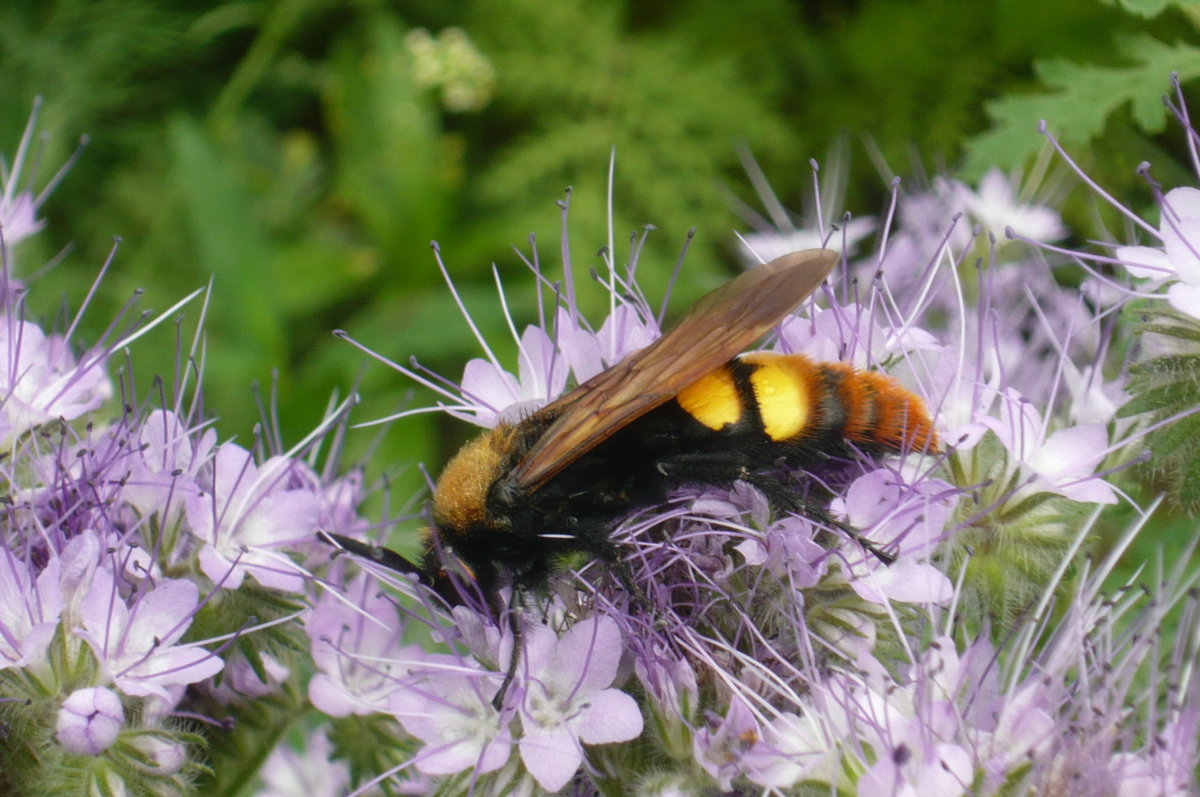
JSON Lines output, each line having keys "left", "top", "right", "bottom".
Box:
{"left": 1167, "top": 280, "right": 1200, "bottom": 320}
{"left": 1114, "top": 245, "right": 1174, "bottom": 280}
{"left": 548, "top": 616, "right": 622, "bottom": 693}
{"left": 1161, "top": 187, "right": 1200, "bottom": 284}
{"left": 574, "top": 688, "right": 643, "bottom": 744}
{"left": 853, "top": 559, "right": 953, "bottom": 604}
{"left": 520, "top": 725, "right": 583, "bottom": 793}
{"left": 1033, "top": 424, "right": 1106, "bottom": 481}
{"left": 127, "top": 578, "right": 200, "bottom": 648}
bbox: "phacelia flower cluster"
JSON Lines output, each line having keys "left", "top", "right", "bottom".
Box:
{"left": 0, "top": 105, "right": 367, "bottom": 797}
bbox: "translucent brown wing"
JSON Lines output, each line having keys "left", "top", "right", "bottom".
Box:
{"left": 511, "top": 248, "right": 838, "bottom": 492}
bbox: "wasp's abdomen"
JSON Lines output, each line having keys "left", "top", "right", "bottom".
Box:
{"left": 676, "top": 352, "right": 936, "bottom": 454}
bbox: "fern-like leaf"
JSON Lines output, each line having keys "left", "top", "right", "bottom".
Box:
{"left": 964, "top": 34, "right": 1200, "bottom": 175}
{"left": 1107, "top": 0, "right": 1198, "bottom": 19}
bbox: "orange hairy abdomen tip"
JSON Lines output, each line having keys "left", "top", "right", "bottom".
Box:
{"left": 739, "top": 352, "right": 937, "bottom": 453}
{"left": 834, "top": 365, "right": 938, "bottom": 452}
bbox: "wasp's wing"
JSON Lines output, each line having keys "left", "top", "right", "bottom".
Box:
{"left": 510, "top": 248, "right": 838, "bottom": 492}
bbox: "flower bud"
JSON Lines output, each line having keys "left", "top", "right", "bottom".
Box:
{"left": 55, "top": 687, "right": 124, "bottom": 755}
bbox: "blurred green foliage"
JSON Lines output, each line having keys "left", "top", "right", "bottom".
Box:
{"left": 1, "top": 0, "right": 1198, "bottom": 506}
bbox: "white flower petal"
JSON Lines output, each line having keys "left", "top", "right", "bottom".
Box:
{"left": 1115, "top": 245, "right": 1174, "bottom": 280}
{"left": 1161, "top": 187, "right": 1200, "bottom": 284}
{"left": 1167, "top": 280, "right": 1200, "bottom": 320}
{"left": 574, "top": 688, "right": 643, "bottom": 744}
{"left": 1032, "top": 424, "right": 1107, "bottom": 482}
{"left": 853, "top": 559, "right": 953, "bottom": 604}
{"left": 519, "top": 725, "right": 583, "bottom": 793}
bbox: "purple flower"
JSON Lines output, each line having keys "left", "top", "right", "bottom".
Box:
{"left": 0, "top": 101, "right": 53, "bottom": 249}
{"left": 515, "top": 615, "right": 643, "bottom": 792}
{"left": 857, "top": 739, "right": 973, "bottom": 797}
{"left": 77, "top": 565, "right": 223, "bottom": 701}
{"left": 0, "top": 319, "right": 112, "bottom": 445}
{"left": 833, "top": 468, "right": 954, "bottom": 604}
{"left": 0, "top": 191, "right": 44, "bottom": 247}
{"left": 185, "top": 443, "right": 320, "bottom": 592}
{"left": 972, "top": 681, "right": 1058, "bottom": 787}
{"left": 307, "top": 571, "right": 429, "bottom": 717}
{"left": 634, "top": 646, "right": 698, "bottom": 719}
{"left": 594, "top": 302, "right": 660, "bottom": 366}
{"left": 315, "top": 470, "right": 368, "bottom": 539}
{"left": 254, "top": 728, "right": 352, "bottom": 797}
{"left": 127, "top": 735, "right": 187, "bottom": 776}
{"left": 208, "top": 651, "right": 289, "bottom": 703}
{"left": 55, "top": 687, "right": 125, "bottom": 755}
{"left": 777, "top": 304, "right": 941, "bottom": 371}
{"left": 445, "top": 299, "right": 659, "bottom": 427}
{"left": 0, "top": 542, "right": 63, "bottom": 672}
{"left": 741, "top": 216, "right": 876, "bottom": 264}
{"left": 633, "top": 646, "right": 698, "bottom": 760}
{"left": 739, "top": 512, "right": 829, "bottom": 590}
{"left": 980, "top": 387, "right": 1116, "bottom": 504}
{"left": 1115, "top": 186, "right": 1200, "bottom": 318}
{"left": 552, "top": 305, "right": 606, "bottom": 383}
{"left": 544, "top": 298, "right": 657, "bottom": 386}
{"left": 309, "top": 117, "right": 1194, "bottom": 795}
{"left": 949, "top": 167, "right": 1066, "bottom": 243}
{"left": 692, "top": 696, "right": 759, "bottom": 789}
{"left": 1108, "top": 712, "right": 1198, "bottom": 797}
{"left": 897, "top": 637, "right": 1057, "bottom": 792}
{"left": 742, "top": 712, "right": 843, "bottom": 789}
{"left": 448, "top": 324, "right": 570, "bottom": 428}
{"left": 1061, "top": 361, "right": 1126, "bottom": 427}
{"left": 117, "top": 409, "right": 215, "bottom": 524}
{"left": 388, "top": 664, "right": 513, "bottom": 777}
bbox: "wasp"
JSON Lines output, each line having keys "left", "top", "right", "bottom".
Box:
{"left": 326, "top": 248, "right": 936, "bottom": 705}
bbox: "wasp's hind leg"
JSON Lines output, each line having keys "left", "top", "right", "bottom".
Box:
{"left": 492, "top": 594, "right": 524, "bottom": 711}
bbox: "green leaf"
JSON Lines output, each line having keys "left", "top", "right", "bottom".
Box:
{"left": 1144, "top": 411, "right": 1200, "bottom": 460}
{"left": 963, "top": 34, "right": 1200, "bottom": 175}
{"left": 1180, "top": 464, "right": 1200, "bottom": 508}
{"left": 1135, "top": 323, "right": 1200, "bottom": 343}
{"left": 323, "top": 14, "right": 452, "bottom": 262}
{"left": 166, "top": 114, "right": 288, "bottom": 395}
{"left": 1119, "top": 306, "right": 1200, "bottom": 513}
{"left": 1128, "top": 353, "right": 1200, "bottom": 375}
{"left": 1107, "top": 0, "right": 1197, "bottom": 18}
{"left": 328, "top": 715, "right": 419, "bottom": 791}
{"left": 194, "top": 687, "right": 310, "bottom": 797}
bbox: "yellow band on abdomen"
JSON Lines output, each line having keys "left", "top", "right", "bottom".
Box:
{"left": 741, "top": 352, "right": 814, "bottom": 441}
{"left": 676, "top": 367, "right": 741, "bottom": 431}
